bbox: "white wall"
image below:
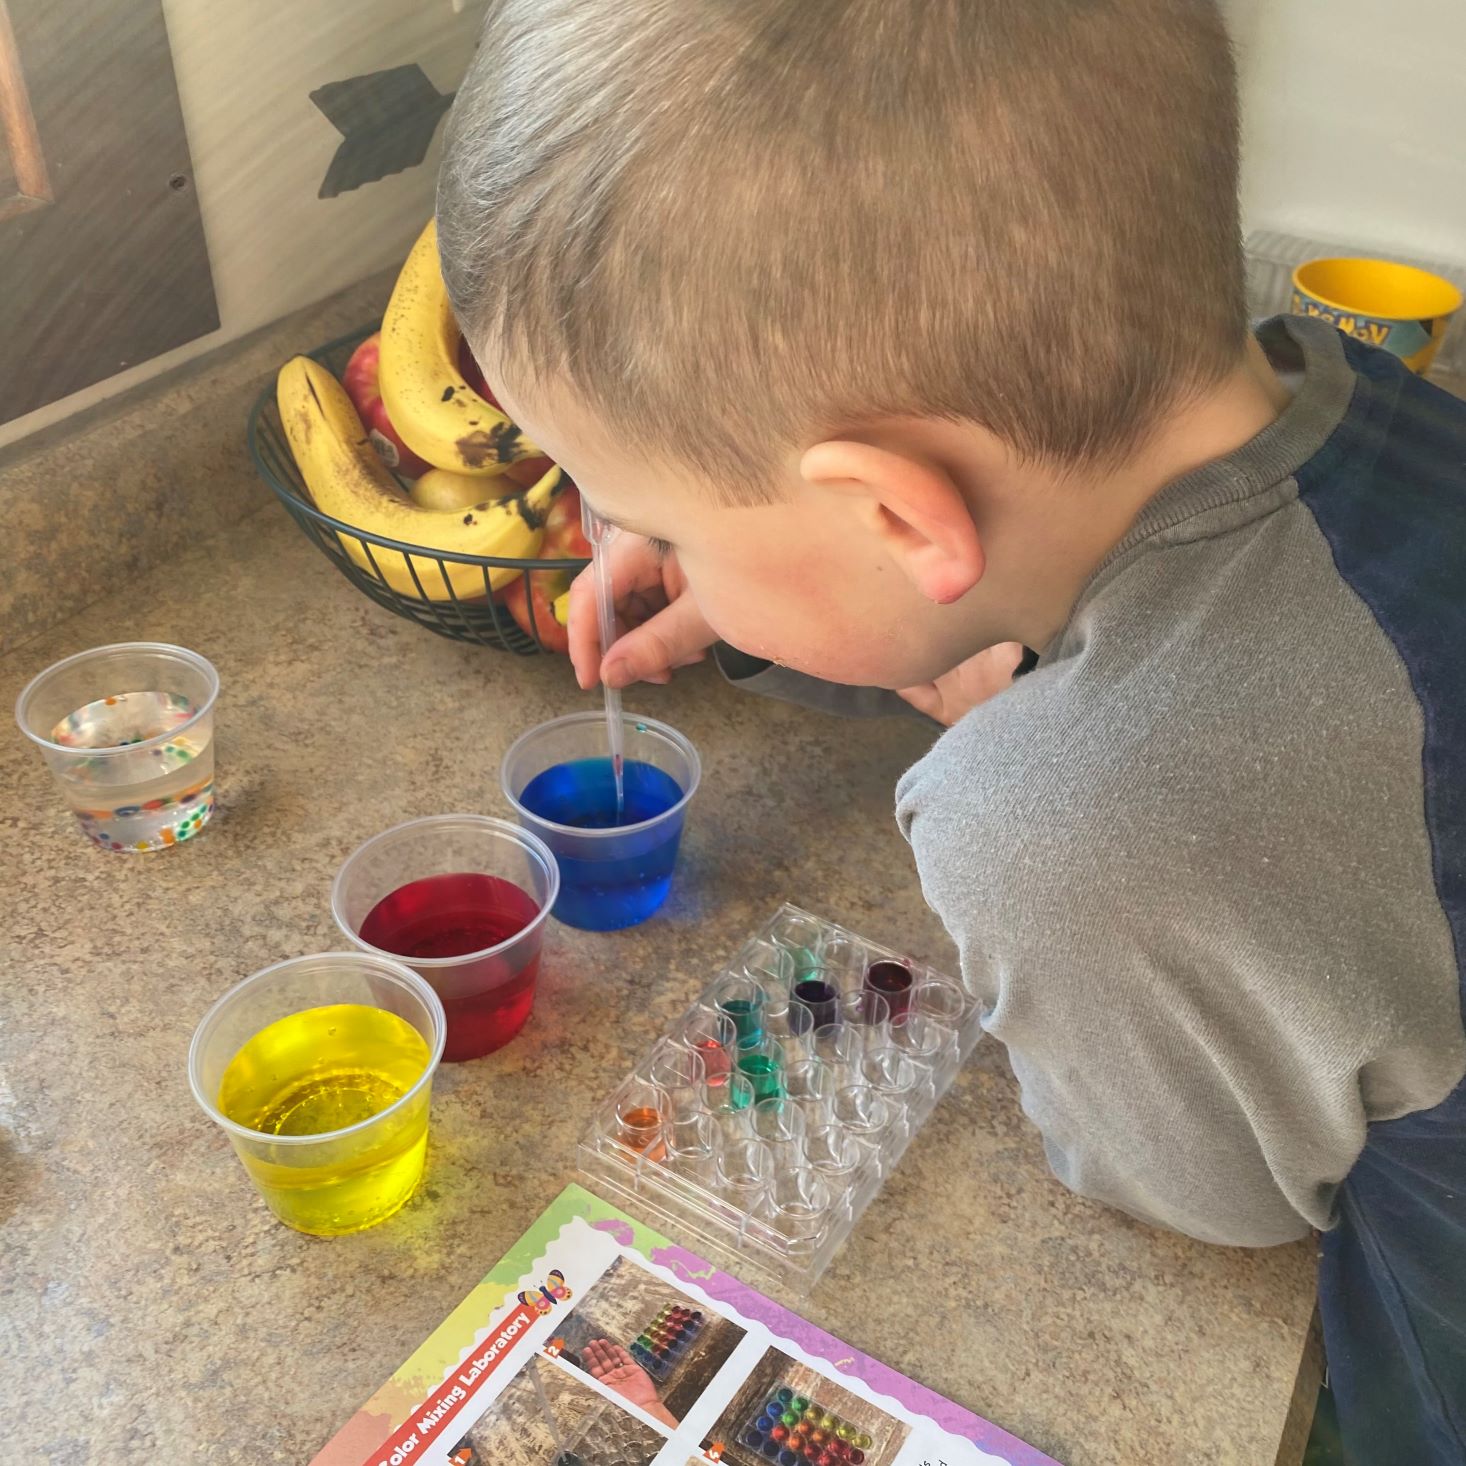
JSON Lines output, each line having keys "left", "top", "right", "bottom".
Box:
{"left": 1230, "top": 0, "right": 1466, "bottom": 263}
{"left": 0, "top": 0, "right": 487, "bottom": 450}
{"left": 6, "top": 0, "right": 1464, "bottom": 451}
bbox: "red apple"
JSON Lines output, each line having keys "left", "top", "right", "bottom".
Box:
{"left": 541, "top": 482, "right": 592, "bottom": 559}
{"left": 502, "top": 567, "right": 574, "bottom": 654}
{"left": 341, "top": 333, "right": 432, "bottom": 478}
{"left": 501, "top": 484, "right": 590, "bottom": 653}
{"left": 457, "top": 339, "right": 499, "bottom": 407}
{"left": 504, "top": 454, "right": 560, "bottom": 488}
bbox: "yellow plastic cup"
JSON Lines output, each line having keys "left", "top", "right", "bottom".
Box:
{"left": 188, "top": 953, "right": 446, "bottom": 1235}
{"left": 1291, "top": 257, "right": 1463, "bottom": 374}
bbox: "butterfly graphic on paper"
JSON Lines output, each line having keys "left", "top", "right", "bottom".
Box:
{"left": 517, "top": 1269, "right": 573, "bottom": 1316}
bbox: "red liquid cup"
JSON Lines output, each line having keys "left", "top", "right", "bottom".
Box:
{"left": 332, "top": 815, "right": 559, "bottom": 1062}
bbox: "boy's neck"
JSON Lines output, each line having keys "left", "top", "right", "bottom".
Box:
{"left": 996, "top": 336, "right": 1292, "bottom": 651}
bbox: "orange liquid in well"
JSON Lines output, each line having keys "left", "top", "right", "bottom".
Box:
{"left": 619, "top": 1105, "right": 666, "bottom": 1161}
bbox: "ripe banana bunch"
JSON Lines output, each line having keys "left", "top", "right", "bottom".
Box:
{"left": 276, "top": 354, "right": 560, "bottom": 601}
{"left": 378, "top": 218, "right": 540, "bottom": 476}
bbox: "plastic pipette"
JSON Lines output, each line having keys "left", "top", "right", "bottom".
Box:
{"left": 582, "top": 501, "right": 626, "bottom": 823}
{"left": 528, "top": 1359, "right": 573, "bottom": 1463}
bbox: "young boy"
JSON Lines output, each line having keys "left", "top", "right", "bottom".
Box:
{"left": 437, "top": 2, "right": 1466, "bottom": 1460}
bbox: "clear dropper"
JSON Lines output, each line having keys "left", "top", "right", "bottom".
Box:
{"left": 528, "top": 1359, "right": 574, "bottom": 1464}
{"left": 581, "top": 500, "right": 626, "bottom": 823}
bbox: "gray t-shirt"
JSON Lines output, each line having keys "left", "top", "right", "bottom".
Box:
{"left": 721, "top": 318, "right": 1465, "bottom": 1247}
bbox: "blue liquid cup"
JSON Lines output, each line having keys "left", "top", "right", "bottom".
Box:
{"left": 501, "top": 711, "right": 701, "bottom": 931}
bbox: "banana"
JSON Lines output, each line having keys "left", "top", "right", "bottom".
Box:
{"left": 378, "top": 218, "right": 540, "bottom": 476}
{"left": 410, "top": 466, "right": 516, "bottom": 511}
{"left": 276, "top": 355, "right": 560, "bottom": 601}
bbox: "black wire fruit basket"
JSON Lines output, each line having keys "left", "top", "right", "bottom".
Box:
{"left": 247, "top": 325, "right": 588, "bottom": 655}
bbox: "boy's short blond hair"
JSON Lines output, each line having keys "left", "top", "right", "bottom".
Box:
{"left": 439, "top": 0, "right": 1245, "bottom": 501}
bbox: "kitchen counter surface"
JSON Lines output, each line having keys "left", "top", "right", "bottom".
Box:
{"left": 0, "top": 467, "right": 1318, "bottom": 1464}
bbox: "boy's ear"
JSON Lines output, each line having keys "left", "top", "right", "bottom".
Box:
{"left": 800, "top": 439, "right": 984, "bottom": 605}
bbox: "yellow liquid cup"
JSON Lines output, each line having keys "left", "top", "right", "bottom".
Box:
{"left": 1291, "top": 257, "right": 1463, "bottom": 374}
{"left": 188, "top": 953, "right": 446, "bottom": 1235}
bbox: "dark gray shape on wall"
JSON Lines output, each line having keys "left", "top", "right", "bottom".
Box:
{"left": 311, "top": 64, "right": 454, "bottom": 199}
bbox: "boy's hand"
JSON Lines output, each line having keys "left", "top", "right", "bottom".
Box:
{"left": 567, "top": 534, "right": 717, "bottom": 690}
{"left": 898, "top": 642, "right": 1027, "bottom": 727}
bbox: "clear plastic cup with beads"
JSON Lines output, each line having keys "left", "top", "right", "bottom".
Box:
{"left": 16, "top": 641, "right": 220, "bottom": 854}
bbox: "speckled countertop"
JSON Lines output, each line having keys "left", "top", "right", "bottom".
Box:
{"left": 0, "top": 310, "right": 1319, "bottom": 1466}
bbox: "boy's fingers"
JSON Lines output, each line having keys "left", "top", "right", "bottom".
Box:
{"left": 567, "top": 569, "right": 602, "bottom": 689}
{"left": 566, "top": 536, "right": 670, "bottom": 688}
{"left": 602, "top": 596, "right": 714, "bottom": 689}
{"left": 897, "top": 682, "right": 944, "bottom": 722}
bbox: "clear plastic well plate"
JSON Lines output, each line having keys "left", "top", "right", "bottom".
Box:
{"left": 578, "top": 904, "right": 981, "bottom": 1294}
